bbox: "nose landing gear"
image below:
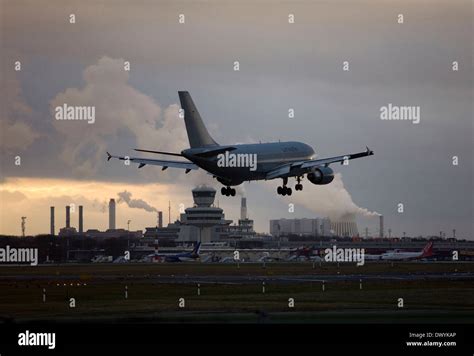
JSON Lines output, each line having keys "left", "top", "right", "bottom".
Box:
{"left": 295, "top": 176, "right": 303, "bottom": 191}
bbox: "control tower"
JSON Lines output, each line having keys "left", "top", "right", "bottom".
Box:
{"left": 179, "top": 185, "right": 231, "bottom": 243}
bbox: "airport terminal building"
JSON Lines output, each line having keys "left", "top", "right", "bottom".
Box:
{"left": 270, "top": 218, "right": 332, "bottom": 237}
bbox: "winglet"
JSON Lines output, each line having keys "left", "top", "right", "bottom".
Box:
{"left": 366, "top": 146, "right": 374, "bottom": 155}
{"left": 106, "top": 152, "right": 112, "bottom": 161}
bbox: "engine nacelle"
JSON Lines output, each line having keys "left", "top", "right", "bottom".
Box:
{"left": 307, "top": 167, "right": 334, "bottom": 185}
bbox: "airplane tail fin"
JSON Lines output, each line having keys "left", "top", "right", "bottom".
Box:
{"left": 178, "top": 91, "right": 218, "bottom": 148}
{"left": 421, "top": 241, "right": 433, "bottom": 257}
{"left": 189, "top": 242, "right": 201, "bottom": 257}
{"left": 193, "top": 242, "right": 202, "bottom": 255}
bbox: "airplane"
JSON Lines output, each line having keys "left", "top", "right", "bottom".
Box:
{"left": 379, "top": 241, "right": 434, "bottom": 261}
{"left": 363, "top": 253, "right": 384, "bottom": 261}
{"left": 107, "top": 91, "right": 374, "bottom": 196}
{"left": 145, "top": 242, "right": 201, "bottom": 263}
{"left": 287, "top": 246, "right": 319, "bottom": 261}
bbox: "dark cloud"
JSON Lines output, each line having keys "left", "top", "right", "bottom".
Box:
{"left": 0, "top": 0, "right": 472, "bottom": 237}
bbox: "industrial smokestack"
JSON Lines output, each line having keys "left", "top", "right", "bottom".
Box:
{"left": 240, "top": 197, "right": 247, "bottom": 220}
{"left": 79, "top": 205, "right": 83, "bottom": 233}
{"left": 109, "top": 199, "right": 116, "bottom": 230}
{"left": 66, "top": 206, "right": 70, "bottom": 228}
{"left": 158, "top": 211, "right": 163, "bottom": 228}
{"left": 50, "top": 206, "right": 55, "bottom": 235}
{"left": 379, "top": 215, "right": 384, "bottom": 238}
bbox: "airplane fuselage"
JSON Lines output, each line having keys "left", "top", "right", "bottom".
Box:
{"left": 381, "top": 252, "right": 424, "bottom": 260}
{"left": 182, "top": 141, "right": 315, "bottom": 185}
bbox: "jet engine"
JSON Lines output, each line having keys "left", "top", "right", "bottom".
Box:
{"left": 307, "top": 167, "right": 334, "bottom": 185}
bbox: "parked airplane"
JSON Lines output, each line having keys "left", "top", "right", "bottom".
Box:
{"left": 375, "top": 241, "right": 434, "bottom": 261}
{"left": 287, "top": 246, "right": 319, "bottom": 261}
{"left": 145, "top": 242, "right": 201, "bottom": 263}
{"left": 107, "top": 91, "right": 374, "bottom": 196}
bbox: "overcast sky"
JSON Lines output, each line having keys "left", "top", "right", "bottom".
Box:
{"left": 1, "top": 0, "right": 472, "bottom": 238}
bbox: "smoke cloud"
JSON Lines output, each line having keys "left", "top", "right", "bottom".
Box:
{"left": 117, "top": 190, "right": 157, "bottom": 212}
{"left": 0, "top": 51, "right": 40, "bottom": 152}
{"left": 49, "top": 56, "right": 188, "bottom": 177}
{"left": 269, "top": 173, "right": 379, "bottom": 221}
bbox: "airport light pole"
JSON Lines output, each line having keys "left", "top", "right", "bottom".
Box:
{"left": 127, "top": 220, "right": 131, "bottom": 248}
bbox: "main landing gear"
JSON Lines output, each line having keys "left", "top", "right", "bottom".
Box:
{"left": 277, "top": 177, "right": 292, "bottom": 196}
{"left": 221, "top": 186, "right": 236, "bottom": 196}
{"left": 277, "top": 176, "right": 303, "bottom": 196}
{"left": 277, "top": 186, "right": 292, "bottom": 196}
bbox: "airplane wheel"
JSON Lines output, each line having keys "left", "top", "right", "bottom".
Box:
{"left": 230, "top": 188, "right": 236, "bottom": 196}
{"left": 287, "top": 188, "right": 292, "bottom": 196}
{"left": 281, "top": 188, "right": 287, "bottom": 196}
{"left": 221, "top": 187, "right": 227, "bottom": 195}
{"left": 277, "top": 186, "right": 282, "bottom": 195}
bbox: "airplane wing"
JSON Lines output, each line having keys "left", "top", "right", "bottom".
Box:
{"left": 107, "top": 152, "right": 198, "bottom": 173}
{"left": 266, "top": 147, "right": 374, "bottom": 180}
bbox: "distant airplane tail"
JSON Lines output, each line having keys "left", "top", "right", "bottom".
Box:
{"left": 192, "top": 242, "right": 202, "bottom": 256}
{"left": 421, "top": 241, "right": 433, "bottom": 257}
{"left": 178, "top": 91, "right": 218, "bottom": 148}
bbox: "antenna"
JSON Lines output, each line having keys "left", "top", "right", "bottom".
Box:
{"left": 21, "top": 216, "right": 27, "bottom": 237}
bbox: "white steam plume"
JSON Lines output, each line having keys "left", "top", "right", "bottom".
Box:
{"left": 117, "top": 190, "right": 157, "bottom": 212}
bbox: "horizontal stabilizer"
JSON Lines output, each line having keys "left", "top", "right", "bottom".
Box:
{"left": 134, "top": 149, "right": 183, "bottom": 157}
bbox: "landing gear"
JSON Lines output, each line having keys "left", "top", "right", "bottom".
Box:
{"left": 277, "top": 176, "right": 303, "bottom": 195}
{"left": 277, "top": 178, "right": 292, "bottom": 196}
{"left": 221, "top": 186, "right": 236, "bottom": 196}
{"left": 295, "top": 176, "right": 303, "bottom": 191}
{"left": 277, "top": 186, "right": 292, "bottom": 196}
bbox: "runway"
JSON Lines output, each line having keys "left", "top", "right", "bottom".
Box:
{"left": 1, "top": 270, "right": 473, "bottom": 284}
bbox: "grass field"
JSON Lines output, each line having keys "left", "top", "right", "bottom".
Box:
{"left": 0, "top": 262, "right": 473, "bottom": 323}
